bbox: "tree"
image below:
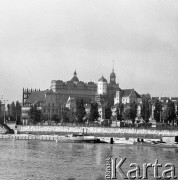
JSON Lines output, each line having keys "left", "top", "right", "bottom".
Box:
{"left": 7, "top": 104, "right": 10, "bottom": 120}
{"left": 176, "top": 101, "right": 178, "bottom": 126}
{"left": 51, "top": 114, "right": 60, "bottom": 123}
{"left": 123, "top": 108, "right": 130, "bottom": 120}
{"left": 29, "top": 105, "right": 42, "bottom": 125}
{"left": 162, "top": 108, "right": 168, "bottom": 124}
{"left": 75, "top": 99, "right": 86, "bottom": 123}
{"left": 116, "top": 103, "right": 124, "bottom": 121}
{"left": 10, "top": 102, "right": 16, "bottom": 121}
{"left": 166, "top": 100, "right": 176, "bottom": 125}
{"left": 141, "top": 99, "right": 151, "bottom": 123}
{"left": 130, "top": 102, "right": 137, "bottom": 124}
{"left": 153, "top": 99, "right": 162, "bottom": 122}
{"left": 16, "top": 101, "right": 21, "bottom": 124}
{"left": 62, "top": 110, "right": 69, "bottom": 123}
{"left": 0, "top": 101, "right": 2, "bottom": 123}
{"left": 89, "top": 102, "right": 100, "bottom": 122}
{"left": 105, "top": 105, "right": 112, "bottom": 119}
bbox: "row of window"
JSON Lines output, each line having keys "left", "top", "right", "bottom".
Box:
{"left": 43, "top": 108, "right": 60, "bottom": 113}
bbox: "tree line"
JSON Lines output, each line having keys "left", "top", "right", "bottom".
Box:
{"left": 29, "top": 98, "right": 178, "bottom": 126}
{"left": 153, "top": 99, "right": 178, "bottom": 125}
{"left": 0, "top": 101, "right": 22, "bottom": 124}
{"left": 29, "top": 99, "right": 100, "bottom": 125}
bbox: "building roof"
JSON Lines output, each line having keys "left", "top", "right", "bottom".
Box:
{"left": 71, "top": 76, "right": 79, "bottom": 83}
{"left": 98, "top": 75, "right": 107, "bottom": 82}
{"left": 122, "top": 89, "right": 133, "bottom": 97}
{"left": 66, "top": 97, "right": 76, "bottom": 104}
{"left": 135, "top": 91, "right": 141, "bottom": 98}
{"left": 121, "top": 89, "right": 141, "bottom": 98}
{"left": 25, "top": 90, "right": 49, "bottom": 104}
{"left": 71, "top": 70, "right": 79, "bottom": 83}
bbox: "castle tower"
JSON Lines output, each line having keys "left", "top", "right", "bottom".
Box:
{"left": 110, "top": 60, "right": 116, "bottom": 84}
{"left": 97, "top": 75, "right": 107, "bottom": 95}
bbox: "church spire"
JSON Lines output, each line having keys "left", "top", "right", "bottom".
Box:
{"left": 112, "top": 59, "right": 114, "bottom": 72}
{"left": 110, "top": 60, "right": 116, "bottom": 84}
{"left": 74, "top": 70, "right": 77, "bottom": 76}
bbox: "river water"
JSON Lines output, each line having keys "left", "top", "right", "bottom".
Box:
{"left": 0, "top": 139, "right": 177, "bottom": 180}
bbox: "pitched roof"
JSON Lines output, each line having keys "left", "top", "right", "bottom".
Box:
{"left": 121, "top": 89, "right": 141, "bottom": 98}
{"left": 135, "top": 91, "right": 141, "bottom": 98}
{"left": 122, "top": 89, "right": 133, "bottom": 97}
{"left": 25, "top": 90, "right": 49, "bottom": 104}
{"left": 98, "top": 75, "right": 107, "bottom": 82}
{"left": 66, "top": 97, "right": 76, "bottom": 103}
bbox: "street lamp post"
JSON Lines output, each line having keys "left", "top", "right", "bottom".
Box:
{"left": 1, "top": 96, "right": 8, "bottom": 124}
{"left": 60, "top": 102, "right": 66, "bottom": 123}
{"left": 61, "top": 105, "right": 63, "bottom": 122}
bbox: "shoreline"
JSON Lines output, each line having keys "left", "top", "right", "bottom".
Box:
{"left": 17, "top": 131, "right": 161, "bottom": 139}
{"left": 16, "top": 125, "right": 178, "bottom": 139}
{"left": 0, "top": 133, "right": 160, "bottom": 143}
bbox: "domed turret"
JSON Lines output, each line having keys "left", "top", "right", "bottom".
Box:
{"left": 71, "top": 70, "right": 79, "bottom": 84}
{"left": 98, "top": 75, "right": 107, "bottom": 83}
{"left": 97, "top": 75, "right": 107, "bottom": 95}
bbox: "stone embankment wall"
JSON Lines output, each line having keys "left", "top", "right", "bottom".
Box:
{"left": 18, "top": 126, "right": 178, "bottom": 137}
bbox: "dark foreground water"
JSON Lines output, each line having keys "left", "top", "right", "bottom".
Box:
{"left": 0, "top": 139, "right": 177, "bottom": 180}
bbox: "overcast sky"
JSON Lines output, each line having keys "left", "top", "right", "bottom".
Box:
{"left": 0, "top": 0, "right": 177, "bottom": 103}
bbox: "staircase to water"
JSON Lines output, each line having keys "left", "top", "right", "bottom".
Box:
{"left": 0, "top": 123, "right": 14, "bottom": 134}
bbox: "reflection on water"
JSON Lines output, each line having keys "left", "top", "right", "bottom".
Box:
{"left": 0, "top": 139, "right": 177, "bottom": 180}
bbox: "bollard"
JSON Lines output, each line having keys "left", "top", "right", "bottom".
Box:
{"left": 110, "top": 138, "right": 114, "bottom": 144}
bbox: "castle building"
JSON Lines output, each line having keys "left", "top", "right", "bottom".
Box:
{"left": 22, "top": 68, "right": 141, "bottom": 123}
{"left": 50, "top": 71, "right": 97, "bottom": 99}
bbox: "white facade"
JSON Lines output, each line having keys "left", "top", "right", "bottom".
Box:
{"left": 122, "top": 97, "right": 130, "bottom": 104}
{"left": 97, "top": 82, "right": 107, "bottom": 95}
{"left": 97, "top": 76, "right": 107, "bottom": 95}
{"left": 114, "top": 91, "right": 120, "bottom": 105}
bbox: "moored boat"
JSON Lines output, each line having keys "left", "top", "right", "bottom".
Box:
{"left": 113, "top": 138, "right": 134, "bottom": 145}
{"left": 151, "top": 141, "right": 178, "bottom": 148}
{"left": 57, "top": 133, "right": 99, "bottom": 143}
{"left": 133, "top": 138, "right": 151, "bottom": 146}
{"left": 133, "top": 141, "right": 151, "bottom": 146}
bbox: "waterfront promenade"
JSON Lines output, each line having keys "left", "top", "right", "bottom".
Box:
{"left": 17, "top": 125, "right": 178, "bottom": 138}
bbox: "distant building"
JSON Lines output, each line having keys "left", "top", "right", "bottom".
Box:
{"left": 114, "top": 89, "right": 141, "bottom": 105}
{"left": 150, "top": 96, "right": 178, "bottom": 121}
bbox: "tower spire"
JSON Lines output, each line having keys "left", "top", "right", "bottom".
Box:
{"left": 110, "top": 59, "right": 116, "bottom": 84}
{"left": 112, "top": 59, "right": 114, "bottom": 72}
{"left": 74, "top": 70, "right": 77, "bottom": 76}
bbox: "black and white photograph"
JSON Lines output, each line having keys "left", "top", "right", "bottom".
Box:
{"left": 0, "top": 0, "right": 178, "bottom": 179}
